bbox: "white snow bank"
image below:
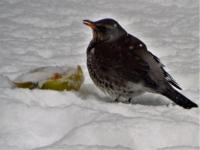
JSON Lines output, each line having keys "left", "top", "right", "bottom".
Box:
{"left": 0, "top": 84, "right": 199, "bottom": 150}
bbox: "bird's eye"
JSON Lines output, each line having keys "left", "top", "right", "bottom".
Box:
{"left": 99, "top": 26, "right": 107, "bottom": 31}
{"left": 113, "top": 24, "right": 117, "bottom": 28}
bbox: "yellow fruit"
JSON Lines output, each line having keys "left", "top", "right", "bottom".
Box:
{"left": 13, "top": 65, "right": 84, "bottom": 91}
{"left": 13, "top": 81, "right": 38, "bottom": 89}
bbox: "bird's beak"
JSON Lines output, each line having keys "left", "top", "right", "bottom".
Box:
{"left": 83, "top": 20, "right": 97, "bottom": 30}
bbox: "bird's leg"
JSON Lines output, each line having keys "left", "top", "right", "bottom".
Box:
{"left": 128, "top": 98, "right": 132, "bottom": 103}
{"left": 121, "top": 97, "right": 132, "bottom": 104}
{"left": 114, "top": 95, "right": 121, "bottom": 103}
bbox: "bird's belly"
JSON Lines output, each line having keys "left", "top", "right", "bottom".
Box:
{"left": 87, "top": 56, "right": 144, "bottom": 101}
{"left": 100, "top": 82, "right": 144, "bottom": 102}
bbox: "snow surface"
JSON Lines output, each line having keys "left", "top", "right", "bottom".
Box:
{"left": 0, "top": 0, "right": 199, "bottom": 150}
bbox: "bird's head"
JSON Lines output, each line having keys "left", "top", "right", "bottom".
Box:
{"left": 83, "top": 18, "right": 127, "bottom": 42}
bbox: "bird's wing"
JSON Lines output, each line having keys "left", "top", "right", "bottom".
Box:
{"left": 148, "top": 51, "right": 182, "bottom": 90}
{"left": 112, "top": 35, "right": 182, "bottom": 91}
{"left": 112, "top": 46, "right": 160, "bottom": 90}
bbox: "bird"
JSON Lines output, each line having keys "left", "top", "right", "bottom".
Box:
{"left": 83, "top": 18, "right": 198, "bottom": 109}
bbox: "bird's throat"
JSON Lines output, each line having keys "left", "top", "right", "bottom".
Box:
{"left": 92, "top": 30, "right": 107, "bottom": 43}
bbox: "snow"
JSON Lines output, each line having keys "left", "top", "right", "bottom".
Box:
{"left": 0, "top": 0, "right": 199, "bottom": 150}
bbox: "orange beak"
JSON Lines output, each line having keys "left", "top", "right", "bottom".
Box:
{"left": 83, "top": 20, "right": 97, "bottom": 30}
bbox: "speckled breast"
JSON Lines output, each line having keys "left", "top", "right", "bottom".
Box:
{"left": 87, "top": 47, "right": 141, "bottom": 100}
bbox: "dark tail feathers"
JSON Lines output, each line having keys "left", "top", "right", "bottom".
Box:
{"left": 162, "top": 87, "right": 198, "bottom": 109}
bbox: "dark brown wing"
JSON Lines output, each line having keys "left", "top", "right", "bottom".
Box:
{"left": 123, "top": 34, "right": 182, "bottom": 90}
{"left": 148, "top": 51, "right": 182, "bottom": 90}
{"left": 114, "top": 51, "right": 161, "bottom": 90}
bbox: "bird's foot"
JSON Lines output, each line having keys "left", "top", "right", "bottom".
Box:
{"left": 128, "top": 98, "right": 132, "bottom": 103}
{"left": 121, "top": 98, "right": 132, "bottom": 104}
{"left": 114, "top": 95, "right": 121, "bottom": 103}
{"left": 114, "top": 98, "right": 119, "bottom": 103}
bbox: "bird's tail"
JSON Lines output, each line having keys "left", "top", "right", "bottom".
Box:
{"left": 162, "top": 87, "right": 198, "bottom": 109}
